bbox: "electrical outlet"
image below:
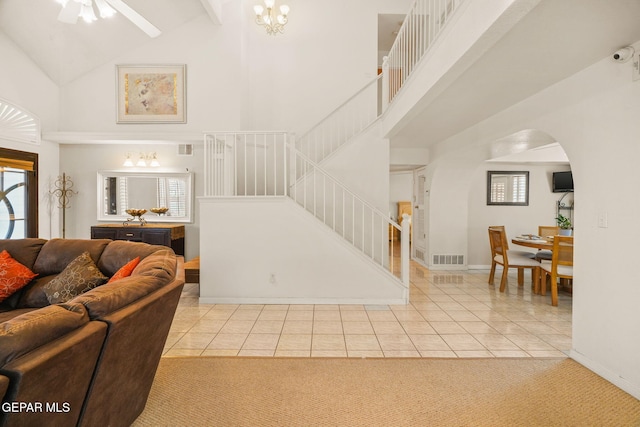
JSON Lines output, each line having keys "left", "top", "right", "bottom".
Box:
{"left": 269, "top": 274, "right": 276, "bottom": 284}
{"left": 633, "top": 53, "right": 640, "bottom": 81}
{"left": 598, "top": 212, "right": 608, "bottom": 228}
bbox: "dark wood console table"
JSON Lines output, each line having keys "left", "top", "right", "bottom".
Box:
{"left": 91, "top": 223, "right": 185, "bottom": 255}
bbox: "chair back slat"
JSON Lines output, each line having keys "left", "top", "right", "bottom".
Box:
{"left": 538, "top": 225, "right": 560, "bottom": 238}
{"left": 489, "top": 225, "right": 509, "bottom": 250}
{"left": 488, "top": 227, "right": 507, "bottom": 259}
{"left": 554, "top": 236, "right": 574, "bottom": 267}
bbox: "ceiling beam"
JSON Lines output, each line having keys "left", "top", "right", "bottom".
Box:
{"left": 199, "top": 0, "right": 222, "bottom": 25}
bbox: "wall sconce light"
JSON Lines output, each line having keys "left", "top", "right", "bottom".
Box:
{"left": 123, "top": 152, "right": 160, "bottom": 167}
{"left": 123, "top": 153, "right": 134, "bottom": 167}
{"left": 149, "top": 153, "right": 160, "bottom": 167}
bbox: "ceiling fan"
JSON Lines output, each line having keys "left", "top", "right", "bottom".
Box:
{"left": 56, "top": 0, "right": 161, "bottom": 38}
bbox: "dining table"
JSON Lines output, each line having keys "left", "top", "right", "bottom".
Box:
{"left": 511, "top": 236, "right": 554, "bottom": 251}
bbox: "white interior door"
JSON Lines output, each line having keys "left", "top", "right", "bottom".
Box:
{"left": 412, "top": 167, "right": 428, "bottom": 264}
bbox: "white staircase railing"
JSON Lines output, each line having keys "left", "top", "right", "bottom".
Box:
{"left": 204, "top": 132, "right": 288, "bottom": 197}
{"left": 204, "top": 131, "right": 410, "bottom": 286}
{"left": 293, "top": 0, "right": 466, "bottom": 165}
{"left": 295, "top": 75, "right": 382, "bottom": 165}
{"left": 383, "top": 0, "right": 466, "bottom": 107}
{"left": 289, "top": 145, "right": 408, "bottom": 284}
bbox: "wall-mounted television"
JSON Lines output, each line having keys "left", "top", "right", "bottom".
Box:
{"left": 552, "top": 171, "right": 574, "bottom": 193}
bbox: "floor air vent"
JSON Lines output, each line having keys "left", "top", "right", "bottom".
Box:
{"left": 432, "top": 254, "right": 465, "bottom": 265}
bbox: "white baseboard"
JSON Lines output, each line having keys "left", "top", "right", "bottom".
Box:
{"left": 467, "top": 265, "right": 492, "bottom": 270}
{"left": 570, "top": 349, "right": 640, "bottom": 400}
{"left": 199, "top": 297, "right": 408, "bottom": 305}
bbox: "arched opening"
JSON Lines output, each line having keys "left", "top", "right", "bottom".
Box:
{"left": 406, "top": 129, "right": 574, "bottom": 357}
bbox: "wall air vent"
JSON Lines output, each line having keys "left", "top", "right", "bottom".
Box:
{"left": 415, "top": 249, "right": 426, "bottom": 262}
{"left": 177, "top": 144, "right": 193, "bottom": 156}
{"left": 432, "top": 254, "right": 465, "bottom": 265}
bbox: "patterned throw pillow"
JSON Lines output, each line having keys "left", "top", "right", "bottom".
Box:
{"left": 0, "top": 250, "right": 38, "bottom": 302}
{"left": 107, "top": 256, "right": 140, "bottom": 283}
{"left": 43, "top": 251, "right": 108, "bottom": 304}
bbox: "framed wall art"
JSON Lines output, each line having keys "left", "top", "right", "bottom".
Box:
{"left": 116, "top": 64, "right": 186, "bottom": 123}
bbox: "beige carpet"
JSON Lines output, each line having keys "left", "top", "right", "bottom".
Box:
{"left": 133, "top": 357, "right": 640, "bottom": 427}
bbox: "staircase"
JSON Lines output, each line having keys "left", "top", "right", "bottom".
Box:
{"left": 198, "top": 0, "right": 466, "bottom": 304}
{"left": 202, "top": 128, "right": 410, "bottom": 291}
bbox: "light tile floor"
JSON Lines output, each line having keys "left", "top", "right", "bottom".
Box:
{"left": 163, "top": 262, "right": 572, "bottom": 358}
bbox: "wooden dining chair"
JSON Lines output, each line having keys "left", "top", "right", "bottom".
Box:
{"left": 488, "top": 226, "right": 535, "bottom": 286}
{"left": 539, "top": 235, "right": 574, "bottom": 306}
{"left": 534, "top": 225, "right": 560, "bottom": 261}
{"left": 489, "top": 225, "right": 535, "bottom": 258}
{"left": 488, "top": 227, "right": 540, "bottom": 292}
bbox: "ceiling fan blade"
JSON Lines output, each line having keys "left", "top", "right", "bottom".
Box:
{"left": 104, "top": 0, "right": 162, "bottom": 38}
{"left": 57, "top": 1, "right": 81, "bottom": 24}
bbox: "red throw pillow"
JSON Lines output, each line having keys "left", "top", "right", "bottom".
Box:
{"left": 0, "top": 249, "right": 38, "bottom": 302}
{"left": 108, "top": 256, "right": 141, "bottom": 283}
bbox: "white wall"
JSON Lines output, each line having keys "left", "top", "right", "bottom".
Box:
{"left": 467, "top": 163, "right": 572, "bottom": 267}
{"left": 0, "top": 33, "right": 59, "bottom": 130}
{"left": 199, "top": 197, "right": 407, "bottom": 304}
{"left": 58, "top": 0, "right": 412, "bottom": 136}
{"left": 321, "top": 122, "right": 390, "bottom": 213}
{"left": 0, "top": 32, "right": 61, "bottom": 239}
{"left": 423, "top": 41, "right": 640, "bottom": 398}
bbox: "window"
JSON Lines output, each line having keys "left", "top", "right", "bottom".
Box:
{"left": 0, "top": 147, "right": 38, "bottom": 238}
{"left": 487, "top": 171, "right": 529, "bottom": 206}
{"left": 157, "top": 178, "right": 186, "bottom": 217}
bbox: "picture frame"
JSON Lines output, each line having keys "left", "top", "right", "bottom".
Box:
{"left": 116, "top": 64, "right": 186, "bottom": 123}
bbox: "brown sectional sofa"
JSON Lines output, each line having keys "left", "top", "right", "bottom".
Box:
{"left": 0, "top": 238, "right": 185, "bottom": 427}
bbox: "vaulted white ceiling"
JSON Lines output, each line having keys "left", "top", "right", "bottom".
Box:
{"left": 0, "top": 0, "right": 207, "bottom": 85}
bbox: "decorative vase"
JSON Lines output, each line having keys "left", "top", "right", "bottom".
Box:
{"left": 124, "top": 209, "right": 147, "bottom": 226}
{"left": 559, "top": 229, "right": 572, "bottom": 236}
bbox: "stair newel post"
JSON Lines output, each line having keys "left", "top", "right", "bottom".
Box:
{"left": 382, "top": 56, "right": 390, "bottom": 112}
{"left": 401, "top": 213, "right": 410, "bottom": 287}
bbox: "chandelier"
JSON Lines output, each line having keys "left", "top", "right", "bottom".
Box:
{"left": 253, "top": 0, "right": 290, "bottom": 35}
{"left": 56, "top": 0, "right": 116, "bottom": 24}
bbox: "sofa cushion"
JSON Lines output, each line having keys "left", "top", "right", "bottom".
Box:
{"left": 132, "top": 249, "right": 177, "bottom": 282}
{"left": 98, "top": 240, "right": 164, "bottom": 277}
{"left": 107, "top": 256, "right": 140, "bottom": 283}
{"left": 16, "top": 275, "right": 57, "bottom": 309}
{"left": 0, "top": 307, "right": 39, "bottom": 323}
{"left": 0, "top": 250, "right": 38, "bottom": 303}
{"left": 43, "top": 252, "right": 108, "bottom": 304}
{"left": 0, "top": 239, "right": 47, "bottom": 271}
{"left": 0, "top": 302, "right": 89, "bottom": 366}
{"left": 73, "top": 275, "right": 163, "bottom": 319}
{"left": 33, "top": 238, "right": 111, "bottom": 276}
